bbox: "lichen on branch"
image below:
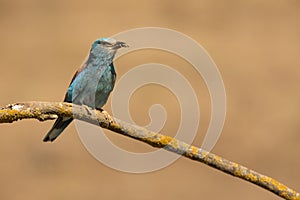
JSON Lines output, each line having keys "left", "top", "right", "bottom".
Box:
{"left": 0, "top": 101, "right": 299, "bottom": 200}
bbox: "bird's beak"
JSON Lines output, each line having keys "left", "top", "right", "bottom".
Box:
{"left": 113, "top": 41, "right": 129, "bottom": 49}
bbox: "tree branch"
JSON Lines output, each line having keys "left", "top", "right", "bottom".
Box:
{"left": 0, "top": 101, "right": 299, "bottom": 200}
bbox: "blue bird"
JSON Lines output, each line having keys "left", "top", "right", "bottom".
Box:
{"left": 43, "top": 38, "right": 128, "bottom": 142}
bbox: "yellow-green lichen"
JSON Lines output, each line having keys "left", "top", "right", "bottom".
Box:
{"left": 160, "top": 135, "right": 173, "bottom": 146}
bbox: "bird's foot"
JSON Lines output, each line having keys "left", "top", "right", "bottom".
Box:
{"left": 98, "top": 108, "right": 114, "bottom": 125}
{"left": 82, "top": 105, "right": 93, "bottom": 115}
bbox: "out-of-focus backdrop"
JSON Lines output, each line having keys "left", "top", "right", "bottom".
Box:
{"left": 0, "top": 1, "right": 299, "bottom": 199}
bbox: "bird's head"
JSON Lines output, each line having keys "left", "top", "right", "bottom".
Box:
{"left": 92, "top": 38, "right": 128, "bottom": 51}
{"left": 89, "top": 38, "right": 128, "bottom": 61}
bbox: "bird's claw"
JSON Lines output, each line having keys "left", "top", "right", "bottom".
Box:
{"left": 82, "top": 105, "right": 93, "bottom": 115}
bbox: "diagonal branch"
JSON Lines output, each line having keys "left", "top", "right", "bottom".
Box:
{"left": 0, "top": 101, "right": 299, "bottom": 200}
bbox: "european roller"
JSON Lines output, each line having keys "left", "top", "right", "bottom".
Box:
{"left": 43, "top": 38, "right": 128, "bottom": 142}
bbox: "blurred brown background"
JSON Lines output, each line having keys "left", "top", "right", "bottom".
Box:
{"left": 0, "top": 0, "right": 299, "bottom": 199}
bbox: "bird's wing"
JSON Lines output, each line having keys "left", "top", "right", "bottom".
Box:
{"left": 69, "top": 56, "right": 89, "bottom": 86}
{"left": 64, "top": 57, "right": 89, "bottom": 102}
{"left": 64, "top": 59, "right": 111, "bottom": 104}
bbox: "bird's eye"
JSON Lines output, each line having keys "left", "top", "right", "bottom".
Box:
{"left": 96, "top": 40, "right": 112, "bottom": 46}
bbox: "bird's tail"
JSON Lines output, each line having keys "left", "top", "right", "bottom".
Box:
{"left": 43, "top": 117, "right": 73, "bottom": 142}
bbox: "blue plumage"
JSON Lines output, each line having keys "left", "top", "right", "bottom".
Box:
{"left": 43, "top": 38, "right": 128, "bottom": 142}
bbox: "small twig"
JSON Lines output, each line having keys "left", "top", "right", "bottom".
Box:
{"left": 0, "top": 101, "right": 299, "bottom": 200}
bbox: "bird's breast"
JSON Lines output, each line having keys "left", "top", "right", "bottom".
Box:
{"left": 69, "top": 64, "right": 116, "bottom": 109}
{"left": 94, "top": 65, "right": 116, "bottom": 109}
